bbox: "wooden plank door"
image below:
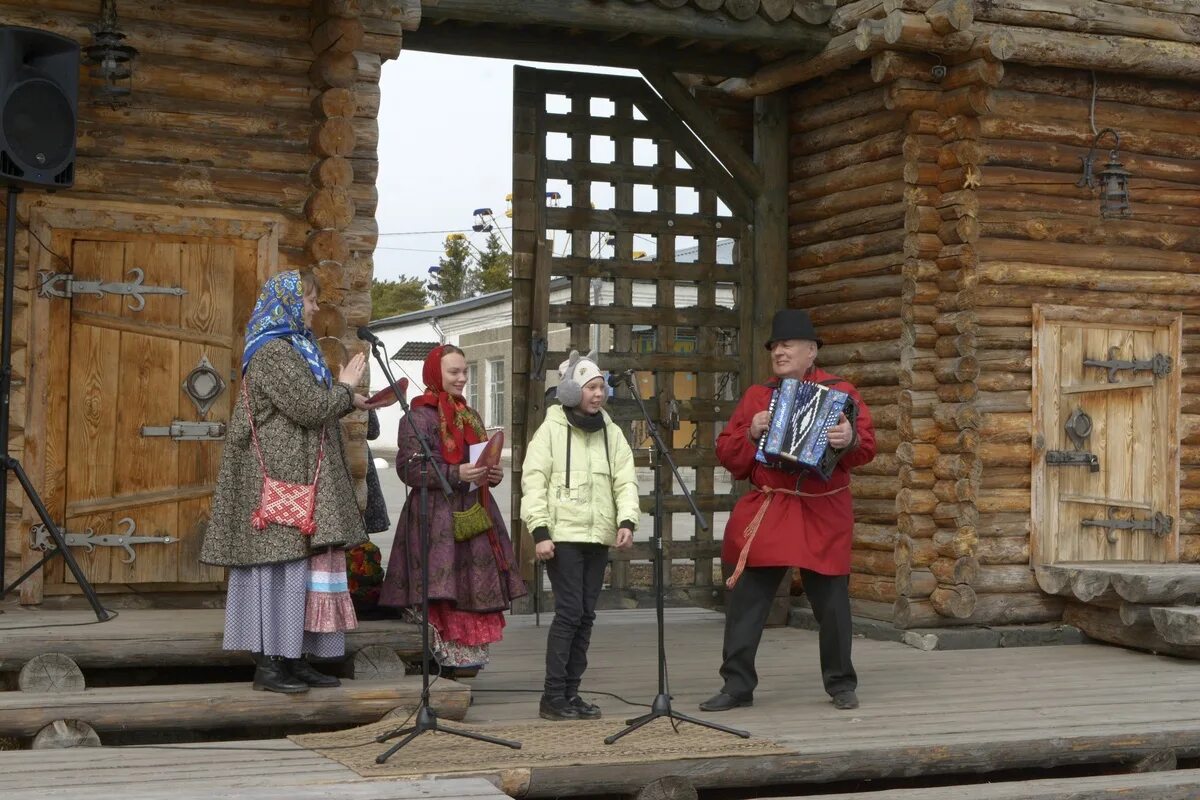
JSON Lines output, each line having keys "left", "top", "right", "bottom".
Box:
{"left": 52, "top": 235, "right": 256, "bottom": 586}
{"left": 1032, "top": 306, "right": 1181, "bottom": 566}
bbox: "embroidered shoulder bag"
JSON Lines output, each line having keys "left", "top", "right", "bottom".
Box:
{"left": 242, "top": 379, "right": 325, "bottom": 536}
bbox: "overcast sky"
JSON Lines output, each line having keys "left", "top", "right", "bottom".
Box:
{"left": 373, "top": 52, "right": 641, "bottom": 286}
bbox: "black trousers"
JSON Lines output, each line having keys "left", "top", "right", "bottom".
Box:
{"left": 719, "top": 566, "right": 856, "bottom": 700}
{"left": 544, "top": 541, "right": 609, "bottom": 696}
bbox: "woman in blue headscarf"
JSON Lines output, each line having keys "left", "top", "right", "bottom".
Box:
{"left": 202, "top": 270, "right": 371, "bottom": 694}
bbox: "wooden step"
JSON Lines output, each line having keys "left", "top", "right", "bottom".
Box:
{"left": 0, "top": 608, "right": 421, "bottom": 670}
{"left": 785, "top": 767, "right": 1200, "bottom": 799}
{"left": 1035, "top": 562, "right": 1200, "bottom": 604}
{"left": 0, "top": 677, "right": 469, "bottom": 737}
{"left": 1151, "top": 605, "right": 1200, "bottom": 646}
{"left": 0, "top": 737, "right": 508, "bottom": 799}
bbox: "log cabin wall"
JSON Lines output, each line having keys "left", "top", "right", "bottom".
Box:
{"left": 787, "top": 60, "right": 907, "bottom": 623}
{"left": 974, "top": 62, "right": 1200, "bottom": 564}
{"left": 788, "top": 0, "right": 1200, "bottom": 630}
{"left": 0, "top": 0, "right": 418, "bottom": 601}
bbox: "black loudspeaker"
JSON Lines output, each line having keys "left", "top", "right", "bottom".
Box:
{"left": 0, "top": 26, "right": 79, "bottom": 190}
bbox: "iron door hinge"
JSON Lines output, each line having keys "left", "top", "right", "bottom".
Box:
{"left": 1081, "top": 509, "right": 1173, "bottom": 544}
{"left": 1083, "top": 346, "right": 1173, "bottom": 383}
{"left": 39, "top": 268, "right": 187, "bottom": 312}
{"left": 30, "top": 517, "right": 176, "bottom": 564}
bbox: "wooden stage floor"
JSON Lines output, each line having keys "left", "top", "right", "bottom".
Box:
{"left": 3, "top": 607, "right": 1200, "bottom": 798}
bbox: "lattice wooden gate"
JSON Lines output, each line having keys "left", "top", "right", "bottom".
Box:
{"left": 510, "top": 66, "right": 757, "bottom": 606}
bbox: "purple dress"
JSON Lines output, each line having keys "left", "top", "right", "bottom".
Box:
{"left": 379, "top": 407, "right": 527, "bottom": 666}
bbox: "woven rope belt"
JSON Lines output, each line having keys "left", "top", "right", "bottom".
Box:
{"left": 725, "top": 484, "right": 849, "bottom": 589}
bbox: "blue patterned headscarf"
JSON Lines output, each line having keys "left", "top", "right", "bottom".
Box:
{"left": 241, "top": 271, "right": 332, "bottom": 387}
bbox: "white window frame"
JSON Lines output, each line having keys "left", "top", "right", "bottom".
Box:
{"left": 487, "top": 358, "right": 505, "bottom": 428}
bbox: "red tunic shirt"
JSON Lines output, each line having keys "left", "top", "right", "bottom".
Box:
{"left": 717, "top": 368, "right": 876, "bottom": 577}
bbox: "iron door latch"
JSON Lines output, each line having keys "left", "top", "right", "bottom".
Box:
{"left": 141, "top": 420, "right": 226, "bottom": 441}
{"left": 1045, "top": 450, "right": 1100, "bottom": 472}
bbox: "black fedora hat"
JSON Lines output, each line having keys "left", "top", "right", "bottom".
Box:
{"left": 765, "top": 308, "right": 823, "bottom": 349}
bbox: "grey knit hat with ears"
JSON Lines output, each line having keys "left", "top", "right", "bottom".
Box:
{"left": 555, "top": 349, "right": 603, "bottom": 408}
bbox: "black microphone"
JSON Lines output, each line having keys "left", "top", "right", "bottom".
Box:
{"left": 607, "top": 369, "right": 634, "bottom": 389}
{"left": 357, "top": 326, "right": 382, "bottom": 348}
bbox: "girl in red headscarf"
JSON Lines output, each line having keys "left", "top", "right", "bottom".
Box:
{"left": 379, "top": 345, "right": 527, "bottom": 672}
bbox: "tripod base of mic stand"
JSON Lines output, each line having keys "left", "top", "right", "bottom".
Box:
{"left": 375, "top": 704, "right": 522, "bottom": 764}
{"left": 604, "top": 693, "right": 750, "bottom": 745}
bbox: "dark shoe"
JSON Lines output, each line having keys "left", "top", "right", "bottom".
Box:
{"left": 832, "top": 690, "right": 859, "bottom": 710}
{"left": 539, "top": 695, "right": 580, "bottom": 721}
{"left": 289, "top": 658, "right": 341, "bottom": 688}
{"left": 252, "top": 655, "right": 309, "bottom": 694}
{"left": 567, "top": 695, "right": 601, "bottom": 719}
{"left": 698, "top": 692, "right": 752, "bottom": 712}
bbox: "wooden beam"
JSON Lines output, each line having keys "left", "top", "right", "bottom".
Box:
{"left": 641, "top": 68, "right": 763, "bottom": 197}
{"left": 717, "top": 29, "right": 870, "bottom": 98}
{"left": 403, "top": 23, "right": 762, "bottom": 77}
{"left": 418, "top": 0, "right": 831, "bottom": 53}
{"left": 751, "top": 91, "right": 788, "bottom": 382}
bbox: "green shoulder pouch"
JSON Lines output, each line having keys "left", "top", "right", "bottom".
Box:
{"left": 453, "top": 501, "right": 492, "bottom": 542}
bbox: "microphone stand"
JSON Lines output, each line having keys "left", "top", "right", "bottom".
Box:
{"left": 363, "top": 340, "right": 521, "bottom": 762}
{"left": 605, "top": 371, "right": 748, "bottom": 744}
{"left": 1, "top": 186, "right": 109, "bottom": 621}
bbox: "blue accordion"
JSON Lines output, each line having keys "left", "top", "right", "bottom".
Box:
{"left": 755, "top": 378, "right": 854, "bottom": 480}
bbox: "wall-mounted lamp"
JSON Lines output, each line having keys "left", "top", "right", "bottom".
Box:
{"left": 83, "top": 0, "right": 138, "bottom": 104}
{"left": 1077, "top": 128, "right": 1131, "bottom": 219}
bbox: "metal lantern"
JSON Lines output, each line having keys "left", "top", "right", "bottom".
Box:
{"left": 83, "top": 0, "right": 138, "bottom": 104}
{"left": 1077, "top": 128, "right": 1131, "bottom": 219}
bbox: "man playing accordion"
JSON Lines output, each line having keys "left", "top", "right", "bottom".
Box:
{"left": 700, "top": 309, "right": 876, "bottom": 713}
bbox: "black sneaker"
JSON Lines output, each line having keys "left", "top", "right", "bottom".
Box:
{"left": 832, "top": 690, "right": 860, "bottom": 710}
{"left": 567, "top": 695, "right": 601, "bottom": 719}
{"left": 539, "top": 695, "right": 580, "bottom": 721}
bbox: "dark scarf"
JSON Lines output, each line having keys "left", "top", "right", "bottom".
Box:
{"left": 563, "top": 408, "right": 608, "bottom": 489}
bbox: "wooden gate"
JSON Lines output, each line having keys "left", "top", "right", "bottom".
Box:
{"left": 21, "top": 201, "right": 277, "bottom": 599}
{"left": 1032, "top": 305, "right": 1181, "bottom": 566}
{"left": 510, "top": 66, "right": 759, "bottom": 603}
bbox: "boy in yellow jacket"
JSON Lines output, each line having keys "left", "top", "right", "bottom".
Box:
{"left": 521, "top": 350, "right": 639, "bottom": 721}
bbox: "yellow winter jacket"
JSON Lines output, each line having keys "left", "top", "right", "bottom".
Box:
{"left": 520, "top": 405, "right": 640, "bottom": 546}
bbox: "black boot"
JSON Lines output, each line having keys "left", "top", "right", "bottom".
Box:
{"left": 289, "top": 658, "right": 341, "bottom": 688}
{"left": 252, "top": 654, "right": 309, "bottom": 694}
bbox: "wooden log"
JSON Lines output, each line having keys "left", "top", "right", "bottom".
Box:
{"left": 305, "top": 187, "right": 356, "bottom": 229}
{"left": 852, "top": 548, "right": 900, "bottom": 577}
{"left": 871, "top": 50, "right": 938, "bottom": 83}
{"left": 854, "top": 523, "right": 899, "bottom": 551}
{"left": 0, "top": 678, "right": 472, "bottom": 737}
{"left": 18, "top": 654, "right": 85, "bottom": 693}
{"left": 925, "top": 0, "right": 974, "bottom": 34}
{"left": 311, "top": 16, "right": 366, "bottom": 55}
{"left": 353, "top": 644, "right": 406, "bottom": 680}
{"left": 310, "top": 118, "right": 357, "bottom": 158}
{"left": 31, "top": 720, "right": 101, "bottom": 750}
{"left": 942, "top": 58, "right": 1005, "bottom": 90}
{"left": 310, "top": 51, "right": 358, "bottom": 89}
{"left": 930, "top": 555, "right": 980, "bottom": 585}
{"left": 306, "top": 229, "right": 351, "bottom": 264}
{"left": 999, "top": 62, "right": 1200, "bottom": 114}
{"left": 895, "top": 591, "right": 1064, "bottom": 628}
{"left": 633, "top": 776, "right": 699, "bottom": 800}
{"left": 311, "top": 157, "right": 355, "bottom": 189}
{"left": 931, "top": 583, "right": 977, "bottom": 618}
{"left": 720, "top": 30, "right": 870, "bottom": 100}
{"left": 850, "top": 572, "right": 899, "bottom": 603}
{"left": 972, "top": 564, "right": 1039, "bottom": 593}
{"left": 791, "top": 130, "right": 907, "bottom": 180}
{"left": 972, "top": 20, "right": 1200, "bottom": 81}
{"left": 976, "top": 0, "right": 1200, "bottom": 45}
{"left": 896, "top": 564, "right": 937, "bottom": 597}
{"left": 832, "top": 0, "right": 887, "bottom": 34}
{"left": 759, "top": 0, "right": 794, "bottom": 21}
{"left": 1064, "top": 603, "right": 1200, "bottom": 660}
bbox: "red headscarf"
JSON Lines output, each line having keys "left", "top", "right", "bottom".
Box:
{"left": 410, "top": 345, "right": 486, "bottom": 465}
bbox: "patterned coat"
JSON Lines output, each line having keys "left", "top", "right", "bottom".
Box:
{"left": 201, "top": 339, "right": 367, "bottom": 567}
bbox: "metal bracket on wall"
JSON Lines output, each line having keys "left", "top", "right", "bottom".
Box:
{"left": 30, "top": 517, "right": 176, "bottom": 564}
{"left": 39, "top": 267, "right": 187, "bottom": 312}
